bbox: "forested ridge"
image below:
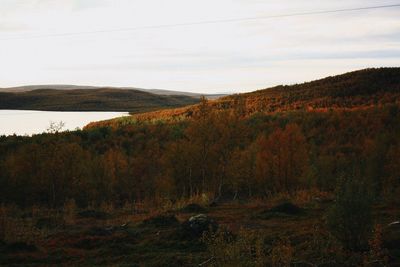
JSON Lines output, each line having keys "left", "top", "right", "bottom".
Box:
{"left": 88, "top": 67, "right": 400, "bottom": 126}
{"left": 1, "top": 68, "right": 400, "bottom": 206}
{"left": 1, "top": 68, "right": 400, "bottom": 266}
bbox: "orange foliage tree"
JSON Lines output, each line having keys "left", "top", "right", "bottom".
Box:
{"left": 255, "top": 124, "right": 310, "bottom": 194}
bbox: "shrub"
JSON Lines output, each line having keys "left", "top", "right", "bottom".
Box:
{"left": 270, "top": 238, "right": 293, "bottom": 267}
{"left": 363, "top": 224, "right": 389, "bottom": 266}
{"left": 63, "top": 199, "right": 77, "bottom": 225}
{"left": 0, "top": 205, "right": 46, "bottom": 245}
{"left": 202, "top": 228, "right": 267, "bottom": 267}
{"left": 301, "top": 225, "right": 345, "bottom": 266}
{"left": 327, "top": 176, "right": 373, "bottom": 251}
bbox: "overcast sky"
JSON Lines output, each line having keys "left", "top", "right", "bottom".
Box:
{"left": 0, "top": 0, "right": 399, "bottom": 93}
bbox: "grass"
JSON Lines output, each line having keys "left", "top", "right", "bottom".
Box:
{"left": 0, "top": 193, "right": 399, "bottom": 266}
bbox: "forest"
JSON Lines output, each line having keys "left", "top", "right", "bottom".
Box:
{"left": 1, "top": 99, "right": 400, "bottom": 207}
{"left": 0, "top": 68, "right": 400, "bottom": 266}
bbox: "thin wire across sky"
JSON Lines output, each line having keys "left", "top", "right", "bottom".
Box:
{"left": 1, "top": 3, "right": 400, "bottom": 41}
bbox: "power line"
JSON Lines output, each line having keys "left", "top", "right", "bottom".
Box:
{"left": 1, "top": 3, "right": 400, "bottom": 41}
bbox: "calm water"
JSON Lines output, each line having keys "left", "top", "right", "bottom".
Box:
{"left": 0, "top": 110, "right": 128, "bottom": 136}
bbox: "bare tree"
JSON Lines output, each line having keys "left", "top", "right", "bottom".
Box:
{"left": 46, "top": 121, "right": 66, "bottom": 134}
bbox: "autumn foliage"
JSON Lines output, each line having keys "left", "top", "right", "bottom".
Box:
{"left": 1, "top": 68, "right": 400, "bottom": 208}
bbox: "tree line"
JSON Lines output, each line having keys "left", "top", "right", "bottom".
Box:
{"left": 0, "top": 98, "right": 399, "bottom": 208}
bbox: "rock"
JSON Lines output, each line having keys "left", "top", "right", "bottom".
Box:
{"left": 181, "top": 214, "right": 218, "bottom": 238}
{"left": 388, "top": 221, "right": 400, "bottom": 227}
{"left": 313, "top": 197, "right": 322, "bottom": 202}
{"left": 384, "top": 220, "right": 400, "bottom": 249}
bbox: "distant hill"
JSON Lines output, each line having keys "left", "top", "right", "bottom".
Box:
{"left": 135, "top": 88, "right": 225, "bottom": 99}
{"left": 0, "top": 85, "right": 100, "bottom": 92}
{"left": 0, "top": 85, "right": 225, "bottom": 99}
{"left": 90, "top": 67, "right": 400, "bottom": 124}
{"left": 0, "top": 88, "right": 200, "bottom": 112}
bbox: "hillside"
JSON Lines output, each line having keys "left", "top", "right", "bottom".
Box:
{"left": 0, "top": 85, "right": 225, "bottom": 99}
{"left": 0, "top": 88, "right": 199, "bottom": 112}
{"left": 1, "top": 67, "right": 400, "bottom": 266}
{"left": 236, "top": 67, "right": 400, "bottom": 112}
{"left": 88, "top": 67, "right": 400, "bottom": 126}
{"left": 0, "top": 85, "right": 100, "bottom": 92}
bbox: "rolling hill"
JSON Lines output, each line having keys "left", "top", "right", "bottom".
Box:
{"left": 0, "top": 85, "right": 225, "bottom": 99}
{"left": 97, "top": 67, "right": 400, "bottom": 124}
{"left": 0, "top": 88, "right": 200, "bottom": 112}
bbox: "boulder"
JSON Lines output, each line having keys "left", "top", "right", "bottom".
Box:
{"left": 384, "top": 220, "right": 400, "bottom": 250}
{"left": 181, "top": 214, "right": 218, "bottom": 238}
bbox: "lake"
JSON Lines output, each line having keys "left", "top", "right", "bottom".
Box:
{"left": 0, "top": 110, "right": 128, "bottom": 136}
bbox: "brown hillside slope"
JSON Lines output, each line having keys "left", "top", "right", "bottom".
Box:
{"left": 86, "top": 67, "right": 400, "bottom": 128}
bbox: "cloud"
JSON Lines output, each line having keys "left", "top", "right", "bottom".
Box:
{"left": 0, "top": 0, "right": 399, "bottom": 93}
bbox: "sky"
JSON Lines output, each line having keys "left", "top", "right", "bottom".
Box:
{"left": 0, "top": 0, "right": 399, "bottom": 93}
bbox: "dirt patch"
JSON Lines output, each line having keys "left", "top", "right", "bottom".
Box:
{"left": 179, "top": 204, "right": 207, "bottom": 213}
{"left": 258, "top": 202, "right": 305, "bottom": 219}
{"left": 77, "top": 210, "right": 111, "bottom": 220}
{"left": 141, "top": 214, "right": 180, "bottom": 228}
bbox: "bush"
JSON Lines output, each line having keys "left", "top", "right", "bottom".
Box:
{"left": 327, "top": 176, "right": 373, "bottom": 251}
{"left": 202, "top": 228, "right": 267, "bottom": 267}
{"left": 0, "top": 206, "right": 46, "bottom": 245}
{"left": 270, "top": 238, "right": 293, "bottom": 267}
{"left": 202, "top": 229, "right": 297, "bottom": 267}
{"left": 35, "top": 216, "right": 64, "bottom": 230}
{"left": 63, "top": 199, "right": 77, "bottom": 225}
